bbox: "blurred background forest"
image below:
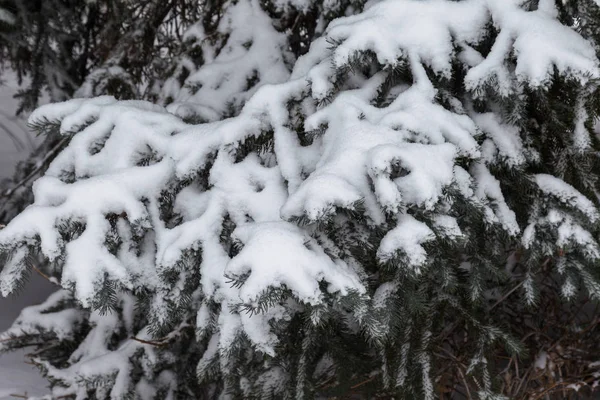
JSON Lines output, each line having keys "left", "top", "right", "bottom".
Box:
{"left": 0, "top": 70, "right": 53, "bottom": 397}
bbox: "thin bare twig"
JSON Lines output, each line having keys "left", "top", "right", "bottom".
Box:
{"left": 350, "top": 376, "right": 376, "bottom": 390}
{"left": 457, "top": 367, "right": 472, "bottom": 399}
{"left": 0, "top": 136, "right": 68, "bottom": 199}
{"left": 0, "top": 336, "right": 22, "bottom": 343}
{"left": 131, "top": 336, "right": 167, "bottom": 347}
{"left": 490, "top": 279, "right": 526, "bottom": 311}
{"left": 29, "top": 263, "right": 59, "bottom": 285}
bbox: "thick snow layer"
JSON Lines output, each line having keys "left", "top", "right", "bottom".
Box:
{"left": 164, "top": 0, "right": 292, "bottom": 121}
{"left": 327, "top": 0, "right": 488, "bottom": 77}
{"left": 320, "top": 0, "right": 598, "bottom": 99}
{"left": 378, "top": 214, "right": 435, "bottom": 272}
{"left": 228, "top": 222, "right": 363, "bottom": 304}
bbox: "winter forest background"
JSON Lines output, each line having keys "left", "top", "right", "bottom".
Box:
{"left": 0, "top": 72, "right": 53, "bottom": 396}
{"left": 1, "top": 0, "right": 600, "bottom": 399}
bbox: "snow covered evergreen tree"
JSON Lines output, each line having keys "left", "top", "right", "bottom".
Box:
{"left": 1, "top": 0, "right": 600, "bottom": 398}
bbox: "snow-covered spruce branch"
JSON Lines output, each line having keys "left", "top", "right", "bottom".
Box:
{"left": 1, "top": 0, "right": 600, "bottom": 398}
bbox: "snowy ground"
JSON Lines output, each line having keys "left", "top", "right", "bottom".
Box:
{"left": 0, "top": 72, "right": 36, "bottom": 179}
{"left": 0, "top": 328, "right": 51, "bottom": 398}
{"left": 0, "top": 71, "right": 54, "bottom": 398}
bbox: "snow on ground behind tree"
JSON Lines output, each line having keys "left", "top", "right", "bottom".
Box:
{"left": 0, "top": 70, "right": 53, "bottom": 398}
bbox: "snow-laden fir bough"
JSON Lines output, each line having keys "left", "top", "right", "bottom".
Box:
{"left": 1, "top": 0, "right": 600, "bottom": 398}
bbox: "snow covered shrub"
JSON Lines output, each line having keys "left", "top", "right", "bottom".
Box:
{"left": 1, "top": 0, "right": 600, "bottom": 398}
